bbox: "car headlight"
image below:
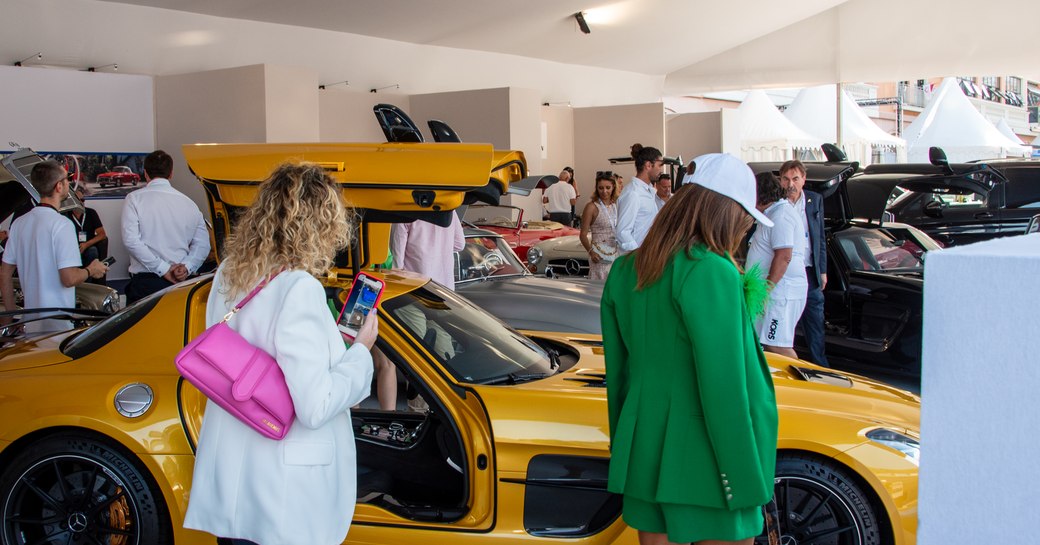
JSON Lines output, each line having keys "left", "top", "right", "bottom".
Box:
{"left": 102, "top": 292, "right": 122, "bottom": 313}
{"left": 866, "top": 428, "right": 919, "bottom": 465}
{"left": 527, "top": 247, "right": 542, "bottom": 265}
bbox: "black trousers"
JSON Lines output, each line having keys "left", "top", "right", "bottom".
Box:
{"left": 124, "top": 272, "right": 173, "bottom": 304}
{"left": 798, "top": 267, "right": 830, "bottom": 367}
{"left": 548, "top": 212, "right": 572, "bottom": 225}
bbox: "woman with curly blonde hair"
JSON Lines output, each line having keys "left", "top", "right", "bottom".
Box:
{"left": 184, "top": 162, "right": 378, "bottom": 545}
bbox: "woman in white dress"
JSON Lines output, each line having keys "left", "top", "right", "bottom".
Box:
{"left": 184, "top": 162, "right": 379, "bottom": 545}
{"left": 580, "top": 172, "right": 621, "bottom": 280}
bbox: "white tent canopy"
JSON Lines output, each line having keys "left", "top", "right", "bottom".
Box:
{"left": 784, "top": 85, "right": 906, "bottom": 166}
{"left": 995, "top": 118, "right": 1026, "bottom": 145}
{"left": 905, "top": 78, "right": 1031, "bottom": 162}
{"left": 738, "top": 90, "right": 824, "bottom": 161}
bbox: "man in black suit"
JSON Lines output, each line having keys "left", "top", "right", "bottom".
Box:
{"left": 781, "top": 160, "right": 830, "bottom": 367}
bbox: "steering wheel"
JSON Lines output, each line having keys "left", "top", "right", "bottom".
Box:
{"left": 481, "top": 251, "right": 506, "bottom": 274}
{"left": 484, "top": 252, "right": 504, "bottom": 267}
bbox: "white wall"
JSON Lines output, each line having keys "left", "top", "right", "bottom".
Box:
{"left": 0, "top": 65, "right": 155, "bottom": 153}
{"left": 319, "top": 91, "right": 411, "bottom": 143}
{"left": 573, "top": 103, "right": 666, "bottom": 210}
{"left": 919, "top": 234, "right": 1040, "bottom": 544}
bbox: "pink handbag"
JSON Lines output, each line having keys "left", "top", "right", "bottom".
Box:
{"left": 175, "top": 274, "right": 295, "bottom": 440}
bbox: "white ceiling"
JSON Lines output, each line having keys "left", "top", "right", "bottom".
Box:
{"left": 7, "top": 0, "right": 1039, "bottom": 104}
{"left": 96, "top": 0, "right": 849, "bottom": 76}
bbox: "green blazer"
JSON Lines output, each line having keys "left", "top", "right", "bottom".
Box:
{"left": 601, "top": 244, "right": 778, "bottom": 510}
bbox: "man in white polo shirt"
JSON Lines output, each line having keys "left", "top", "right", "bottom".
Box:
{"left": 746, "top": 171, "right": 808, "bottom": 359}
{"left": 122, "top": 150, "right": 210, "bottom": 303}
{"left": 1, "top": 161, "right": 108, "bottom": 334}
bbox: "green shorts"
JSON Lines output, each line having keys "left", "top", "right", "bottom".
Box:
{"left": 622, "top": 494, "right": 764, "bottom": 543}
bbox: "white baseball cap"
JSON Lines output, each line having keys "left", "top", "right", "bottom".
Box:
{"left": 682, "top": 153, "right": 773, "bottom": 227}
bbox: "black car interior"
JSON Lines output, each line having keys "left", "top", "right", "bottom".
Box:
{"left": 326, "top": 289, "right": 468, "bottom": 522}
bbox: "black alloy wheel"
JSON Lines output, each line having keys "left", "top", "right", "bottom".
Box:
{"left": 756, "top": 455, "right": 887, "bottom": 545}
{"left": 0, "top": 434, "right": 172, "bottom": 545}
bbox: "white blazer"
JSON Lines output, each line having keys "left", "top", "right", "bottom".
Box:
{"left": 184, "top": 268, "right": 374, "bottom": 545}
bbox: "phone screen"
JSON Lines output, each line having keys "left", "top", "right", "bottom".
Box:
{"left": 337, "top": 274, "right": 384, "bottom": 339}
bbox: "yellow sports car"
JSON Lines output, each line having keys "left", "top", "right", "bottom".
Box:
{"left": 0, "top": 144, "right": 918, "bottom": 545}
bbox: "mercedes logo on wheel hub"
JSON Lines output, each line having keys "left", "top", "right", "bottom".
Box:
{"left": 67, "top": 512, "right": 89, "bottom": 533}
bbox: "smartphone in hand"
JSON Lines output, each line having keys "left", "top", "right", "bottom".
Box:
{"left": 337, "top": 273, "right": 385, "bottom": 340}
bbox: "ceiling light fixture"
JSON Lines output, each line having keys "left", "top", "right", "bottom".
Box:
{"left": 370, "top": 84, "right": 400, "bottom": 93}
{"left": 319, "top": 80, "right": 349, "bottom": 90}
{"left": 84, "top": 63, "right": 118, "bottom": 72}
{"left": 574, "top": 12, "right": 591, "bottom": 34}
{"left": 14, "top": 52, "right": 42, "bottom": 66}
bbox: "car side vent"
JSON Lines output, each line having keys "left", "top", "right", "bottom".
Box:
{"left": 789, "top": 366, "right": 853, "bottom": 388}
{"left": 564, "top": 371, "right": 606, "bottom": 388}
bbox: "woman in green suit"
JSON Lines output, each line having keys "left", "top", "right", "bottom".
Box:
{"left": 601, "top": 153, "right": 779, "bottom": 545}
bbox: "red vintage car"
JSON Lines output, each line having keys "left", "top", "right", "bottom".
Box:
{"left": 462, "top": 204, "right": 578, "bottom": 261}
{"left": 96, "top": 165, "right": 141, "bottom": 188}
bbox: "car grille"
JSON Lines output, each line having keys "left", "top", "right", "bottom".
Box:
{"left": 546, "top": 258, "right": 589, "bottom": 277}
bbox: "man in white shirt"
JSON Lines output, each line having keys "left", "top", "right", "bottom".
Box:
{"left": 122, "top": 150, "right": 210, "bottom": 303}
{"left": 654, "top": 173, "right": 673, "bottom": 210}
{"left": 615, "top": 144, "right": 664, "bottom": 253}
{"left": 783, "top": 160, "right": 830, "bottom": 367}
{"left": 746, "top": 172, "right": 808, "bottom": 359}
{"left": 1, "top": 161, "right": 108, "bottom": 334}
{"left": 543, "top": 176, "right": 577, "bottom": 226}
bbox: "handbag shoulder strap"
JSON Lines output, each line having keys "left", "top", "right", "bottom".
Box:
{"left": 221, "top": 271, "right": 283, "bottom": 324}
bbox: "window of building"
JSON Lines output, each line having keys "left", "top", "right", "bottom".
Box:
{"left": 958, "top": 77, "right": 978, "bottom": 98}
{"left": 1007, "top": 77, "right": 1022, "bottom": 94}
{"left": 1005, "top": 77, "right": 1024, "bottom": 107}
{"left": 980, "top": 76, "right": 1001, "bottom": 102}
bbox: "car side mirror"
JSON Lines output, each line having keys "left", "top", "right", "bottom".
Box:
{"left": 522, "top": 221, "right": 529, "bottom": 229}
{"left": 928, "top": 147, "right": 955, "bottom": 175}
{"left": 923, "top": 199, "right": 944, "bottom": 218}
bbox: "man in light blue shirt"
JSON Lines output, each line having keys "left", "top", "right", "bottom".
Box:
{"left": 615, "top": 144, "right": 663, "bottom": 252}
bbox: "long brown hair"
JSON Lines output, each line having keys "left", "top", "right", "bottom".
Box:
{"left": 220, "top": 162, "right": 355, "bottom": 300}
{"left": 633, "top": 184, "right": 753, "bottom": 289}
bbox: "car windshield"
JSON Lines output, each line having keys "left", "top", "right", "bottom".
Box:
{"left": 835, "top": 227, "right": 934, "bottom": 272}
{"left": 455, "top": 236, "right": 527, "bottom": 283}
{"left": 462, "top": 205, "right": 521, "bottom": 229}
{"left": 382, "top": 283, "right": 554, "bottom": 384}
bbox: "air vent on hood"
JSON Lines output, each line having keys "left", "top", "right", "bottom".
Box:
{"left": 789, "top": 366, "right": 853, "bottom": 388}
{"left": 564, "top": 370, "right": 606, "bottom": 388}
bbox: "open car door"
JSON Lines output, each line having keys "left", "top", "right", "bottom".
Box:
{"left": 184, "top": 142, "right": 532, "bottom": 272}
{"left": 850, "top": 163, "right": 999, "bottom": 222}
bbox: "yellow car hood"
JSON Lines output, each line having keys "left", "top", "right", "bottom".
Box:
{"left": 475, "top": 334, "right": 920, "bottom": 454}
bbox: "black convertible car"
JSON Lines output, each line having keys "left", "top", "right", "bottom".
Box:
{"left": 859, "top": 154, "right": 1040, "bottom": 247}
{"left": 749, "top": 161, "right": 943, "bottom": 388}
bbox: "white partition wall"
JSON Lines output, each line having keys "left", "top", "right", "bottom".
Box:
{"left": 573, "top": 103, "right": 666, "bottom": 210}
{"left": 920, "top": 234, "right": 1040, "bottom": 544}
